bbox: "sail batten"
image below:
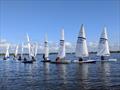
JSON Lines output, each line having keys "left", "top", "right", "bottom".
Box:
{"left": 97, "top": 27, "right": 110, "bottom": 56}
{"left": 75, "top": 24, "right": 89, "bottom": 58}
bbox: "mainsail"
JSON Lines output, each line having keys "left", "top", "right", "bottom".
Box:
{"left": 44, "top": 34, "right": 49, "bottom": 58}
{"left": 34, "top": 42, "right": 38, "bottom": 57}
{"left": 75, "top": 24, "right": 89, "bottom": 58}
{"left": 58, "top": 29, "right": 66, "bottom": 59}
{"left": 5, "top": 44, "right": 10, "bottom": 58}
{"left": 26, "top": 33, "right": 31, "bottom": 57}
{"left": 30, "top": 44, "right": 35, "bottom": 57}
{"left": 97, "top": 27, "right": 110, "bottom": 56}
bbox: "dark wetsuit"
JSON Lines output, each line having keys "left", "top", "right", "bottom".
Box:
{"left": 56, "top": 57, "right": 60, "bottom": 62}
{"left": 79, "top": 58, "right": 83, "bottom": 61}
{"left": 101, "top": 56, "right": 104, "bottom": 60}
{"left": 24, "top": 58, "right": 27, "bottom": 61}
{"left": 32, "top": 56, "right": 35, "bottom": 61}
{"left": 43, "top": 54, "right": 46, "bottom": 60}
{"left": 18, "top": 56, "right": 22, "bottom": 60}
{"left": 3, "top": 56, "right": 6, "bottom": 60}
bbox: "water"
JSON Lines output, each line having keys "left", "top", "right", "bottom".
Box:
{"left": 0, "top": 53, "right": 120, "bottom": 90}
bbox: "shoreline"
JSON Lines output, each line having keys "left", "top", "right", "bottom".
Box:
{"left": 0, "top": 51, "right": 120, "bottom": 56}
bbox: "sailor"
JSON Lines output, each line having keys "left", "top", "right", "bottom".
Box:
{"left": 3, "top": 56, "right": 6, "bottom": 60}
{"left": 24, "top": 57, "right": 27, "bottom": 61}
{"left": 56, "top": 57, "right": 60, "bottom": 62}
{"left": 31, "top": 56, "right": 35, "bottom": 61}
{"left": 43, "top": 54, "right": 46, "bottom": 60}
{"left": 79, "top": 57, "right": 83, "bottom": 61}
{"left": 18, "top": 55, "right": 22, "bottom": 60}
{"left": 101, "top": 56, "right": 104, "bottom": 60}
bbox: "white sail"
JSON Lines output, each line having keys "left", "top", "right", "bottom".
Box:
{"left": 26, "top": 33, "right": 30, "bottom": 42}
{"left": 34, "top": 42, "right": 38, "bottom": 57}
{"left": 58, "top": 29, "right": 66, "bottom": 59}
{"left": 97, "top": 27, "right": 110, "bottom": 56}
{"left": 21, "top": 43, "right": 24, "bottom": 57}
{"left": 30, "top": 43, "right": 35, "bottom": 57}
{"left": 5, "top": 44, "right": 10, "bottom": 58}
{"left": 75, "top": 24, "right": 89, "bottom": 57}
{"left": 26, "top": 33, "right": 31, "bottom": 58}
{"left": 15, "top": 45, "right": 19, "bottom": 57}
{"left": 44, "top": 34, "right": 49, "bottom": 58}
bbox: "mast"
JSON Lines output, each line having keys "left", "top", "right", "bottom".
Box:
{"left": 97, "top": 27, "right": 110, "bottom": 56}
{"left": 58, "top": 28, "right": 66, "bottom": 59}
{"left": 75, "top": 24, "right": 89, "bottom": 58}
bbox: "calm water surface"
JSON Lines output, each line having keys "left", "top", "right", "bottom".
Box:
{"left": 0, "top": 53, "right": 120, "bottom": 90}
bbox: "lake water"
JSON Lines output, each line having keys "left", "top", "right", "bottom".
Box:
{"left": 0, "top": 53, "right": 120, "bottom": 90}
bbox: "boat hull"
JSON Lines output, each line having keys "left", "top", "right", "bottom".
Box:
{"left": 50, "top": 60, "right": 70, "bottom": 64}
{"left": 3, "top": 57, "right": 9, "bottom": 60}
{"left": 72, "top": 60, "right": 96, "bottom": 64}
{"left": 98, "top": 59, "right": 117, "bottom": 62}
{"left": 41, "top": 60, "right": 51, "bottom": 62}
{"left": 22, "top": 60, "right": 34, "bottom": 63}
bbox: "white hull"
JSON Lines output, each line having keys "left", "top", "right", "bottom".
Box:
{"left": 51, "top": 60, "right": 71, "bottom": 64}
{"left": 98, "top": 59, "right": 117, "bottom": 62}
{"left": 72, "top": 60, "right": 96, "bottom": 63}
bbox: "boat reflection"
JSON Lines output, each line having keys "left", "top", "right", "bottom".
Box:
{"left": 75, "top": 64, "right": 89, "bottom": 90}
{"left": 56, "top": 64, "right": 67, "bottom": 84}
{"left": 76, "top": 64, "right": 89, "bottom": 79}
{"left": 43, "top": 63, "right": 50, "bottom": 80}
{"left": 99, "top": 62, "right": 111, "bottom": 88}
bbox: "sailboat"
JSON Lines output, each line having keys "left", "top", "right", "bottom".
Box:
{"left": 3, "top": 44, "right": 10, "bottom": 60}
{"left": 41, "top": 34, "right": 51, "bottom": 62}
{"left": 73, "top": 24, "right": 96, "bottom": 63}
{"left": 13, "top": 45, "right": 19, "bottom": 60}
{"left": 22, "top": 34, "right": 34, "bottom": 63}
{"left": 30, "top": 43, "right": 36, "bottom": 61}
{"left": 18, "top": 43, "right": 23, "bottom": 60}
{"left": 51, "top": 29, "right": 70, "bottom": 64}
{"left": 97, "top": 27, "right": 117, "bottom": 62}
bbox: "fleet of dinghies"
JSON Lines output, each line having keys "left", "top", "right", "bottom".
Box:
{"left": 2, "top": 24, "right": 117, "bottom": 63}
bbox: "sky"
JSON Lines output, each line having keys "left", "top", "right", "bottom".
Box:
{"left": 0, "top": 0, "right": 120, "bottom": 46}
